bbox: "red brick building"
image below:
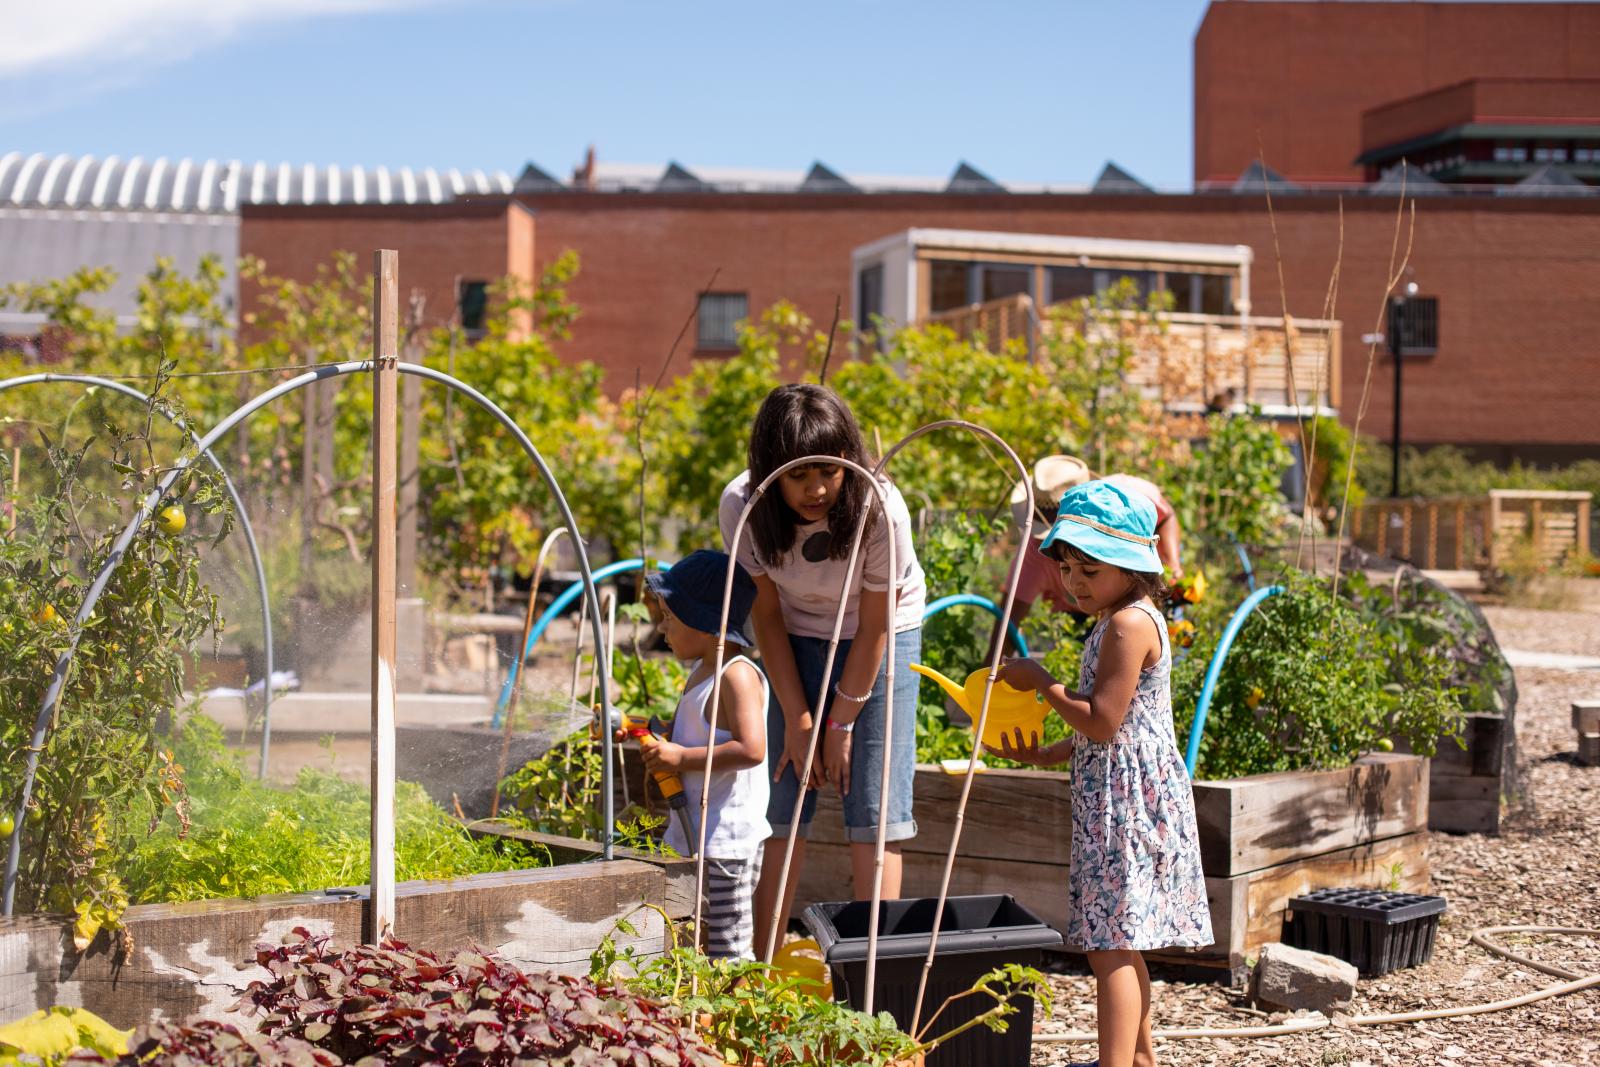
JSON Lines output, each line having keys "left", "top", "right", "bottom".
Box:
{"left": 1193, "top": 0, "right": 1600, "bottom": 185}
{"left": 238, "top": 1, "right": 1600, "bottom": 463}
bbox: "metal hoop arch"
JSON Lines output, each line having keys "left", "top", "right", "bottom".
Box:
{"left": 0, "top": 372, "right": 278, "bottom": 779}
{"left": 3, "top": 360, "right": 617, "bottom": 916}
{"left": 871, "top": 419, "right": 1034, "bottom": 1034}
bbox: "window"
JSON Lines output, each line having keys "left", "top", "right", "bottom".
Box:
{"left": 930, "top": 261, "right": 969, "bottom": 313}
{"left": 1048, "top": 266, "right": 1095, "bottom": 305}
{"left": 696, "top": 292, "right": 747, "bottom": 350}
{"left": 1200, "top": 274, "right": 1233, "bottom": 316}
{"left": 856, "top": 265, "right": 884, "bottom": 328}
{"left": 1159, "top": 272, "right": 1233, "bottom": 316}
{"left": 980, "top": 264, "right": 1031, "bottom": 302}
{"left": 458, "top": 280, "right": 489, "bottom": 336}
{"left": 1166, "top": 271, "right": 1196, "bottom": 312}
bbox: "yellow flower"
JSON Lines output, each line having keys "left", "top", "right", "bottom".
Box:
{"left": 1167, "top": 619, "right": 1196, "bottom": 648}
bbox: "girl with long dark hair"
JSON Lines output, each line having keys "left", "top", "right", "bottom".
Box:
{"left": 718, "top": 384, "right": 925, "bottom": 955}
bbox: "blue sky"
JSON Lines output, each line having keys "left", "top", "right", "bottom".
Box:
{"left": 1, "top": 0, "right": 1213, "bottom": 190}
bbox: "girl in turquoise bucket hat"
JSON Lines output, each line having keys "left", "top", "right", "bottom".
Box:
{"left": 992, "top": 480, "right": 1212, "bottom": 1067}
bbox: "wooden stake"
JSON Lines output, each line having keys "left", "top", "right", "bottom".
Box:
{"left": 8, "top": 446, "right": 18, "bottom": 533}
{"left": 369, "top": 249, "right": 400, "bottom": 943}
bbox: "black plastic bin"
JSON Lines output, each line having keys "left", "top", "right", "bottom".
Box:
{"left": 802, "top": 894, "right": 1062, "bottom": 1067}
{"left": 1283, "top": 887, "right": 1447, "bottom": 976}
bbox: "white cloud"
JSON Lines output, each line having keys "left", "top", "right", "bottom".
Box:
{"left": 0, "top": 0, "right": 433, "bottom": 79}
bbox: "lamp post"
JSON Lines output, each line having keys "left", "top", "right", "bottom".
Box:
{"left": 1388, "top": 280, "right": 1419, "bottom": 498}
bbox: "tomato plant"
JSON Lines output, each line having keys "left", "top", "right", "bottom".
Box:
{"left": 0, "top": 377, "right": 229, "bottom": 945}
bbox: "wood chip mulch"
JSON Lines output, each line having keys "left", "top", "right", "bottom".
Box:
{"left": 1032, "top": 606, "right": 1600, "bottom": 1067}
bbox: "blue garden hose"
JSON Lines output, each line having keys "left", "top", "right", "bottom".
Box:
{"left": 921, "top": 593, "right": 1030, "bottom": 658}
{"left": 1183, "top": 584, "right": 1283, "bottom": 776}
{"left": 1230, "top": 535, "right": 1258, "bottom": 593}
{"left": 492, "top": 558, "right": 671, "bottom": 727}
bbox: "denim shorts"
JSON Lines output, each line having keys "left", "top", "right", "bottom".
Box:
{"left": 764, "top": 627, "right": 921, "bottom": 844}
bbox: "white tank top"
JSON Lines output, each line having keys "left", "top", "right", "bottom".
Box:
{"left": 665, "top": 656, "right": 772, "bottom": 859}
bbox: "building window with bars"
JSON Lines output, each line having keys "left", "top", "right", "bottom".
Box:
{"left": 697, "top": 292, "right": 748, "bottom": 351}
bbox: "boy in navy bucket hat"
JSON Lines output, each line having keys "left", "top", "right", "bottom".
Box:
{"left": 640, "top": 550, "right": 772, "bottom": 959}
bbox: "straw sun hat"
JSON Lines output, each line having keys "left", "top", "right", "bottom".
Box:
{"left": 1009, "top": 454, "right": 1092, "bottom": 538}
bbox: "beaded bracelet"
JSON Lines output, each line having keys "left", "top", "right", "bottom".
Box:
{"left": 833, "top": 683, "right": 873, "bottom": 705}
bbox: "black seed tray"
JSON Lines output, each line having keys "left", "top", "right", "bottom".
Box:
{"left": 1283, "top": 888, "right": 1447, "bottom": 976}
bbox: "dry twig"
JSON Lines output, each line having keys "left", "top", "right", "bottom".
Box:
{"left": 1332, "top": 169, "right": 1416, "bottom": 599}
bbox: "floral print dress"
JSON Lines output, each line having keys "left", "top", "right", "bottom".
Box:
{"left": 1067, "top": 599, "right": 1214, "bottom": 951}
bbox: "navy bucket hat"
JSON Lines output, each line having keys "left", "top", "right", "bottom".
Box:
{"left": 1039, "top": 481, "right": 1164, "bottom": 574}
{"left": 643, "top": 550, "right": 758, "bottom": 648}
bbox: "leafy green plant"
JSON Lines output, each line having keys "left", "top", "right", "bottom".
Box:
{"left": 0, "top": 1006, "right": 129, "bottom": 1065}
{"left": 120, "top": 716, "right": 546, "bottom": 902}
{"left": 1340, "top": 569, "right": 1516, "bottom": 715}
{"left": 916, "top": 512, "right": 1009, "bottom": 695}
{"left": 591, "top": 911, "right": 1051, "bottom": 1066}
{"left": 1164, "top": 408, "right": 1295, "bottom": 551}
{"left": 1172, "top": 570, "right": 1463, "bottom": 779}
{"left": 0, "top": 380, "right": 229, "bottom": 945}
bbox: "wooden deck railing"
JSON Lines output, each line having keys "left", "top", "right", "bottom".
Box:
{"left": 1349, "top": 490, "right": 1593, "bottom": 571}
{"left": 923, "top": 293, "right": 1340, "bottom": 411}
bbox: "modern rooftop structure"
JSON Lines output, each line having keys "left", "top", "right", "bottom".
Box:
{"left": 0, "top": 152, "right": 514, "bottom": 213}
{"left": 0, "top": 154, "right": 515, "bottom": 333}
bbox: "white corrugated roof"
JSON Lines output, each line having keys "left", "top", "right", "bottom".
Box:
{"left": 0, "top": 152, "right": 515, "bottom": 214}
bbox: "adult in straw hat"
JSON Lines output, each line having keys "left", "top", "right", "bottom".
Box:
{"left": 988, "top": 454, "right": 1184, "bottom": 658}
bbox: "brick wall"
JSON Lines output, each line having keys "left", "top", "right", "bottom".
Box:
{"left": 1194, "top": 1, "right": 1600, "bottom": 184}
{"left": 240, "top": 199, "right": 536, "bottom": 335}
{"left": 518, "top": 191, "right": 1600, "bottom": 456}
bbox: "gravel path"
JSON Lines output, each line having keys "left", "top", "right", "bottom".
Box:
{"left": 1031, "top": 606, "right": 1600, "bottom": 1067}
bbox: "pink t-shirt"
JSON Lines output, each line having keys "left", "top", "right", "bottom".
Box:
{"left": 1009, "top": 475, "right": 1173, "bottom": 613}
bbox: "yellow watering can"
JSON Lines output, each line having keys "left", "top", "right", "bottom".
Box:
{"left": 909, "top": 663, "right": 1052, "bottom": 750}
{"left": 771, "top": 938, "right": 833, "bottom": 999}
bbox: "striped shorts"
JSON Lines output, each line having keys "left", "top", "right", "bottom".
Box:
{"left": 701, "top": 853, "right": 761, "bottom": 960}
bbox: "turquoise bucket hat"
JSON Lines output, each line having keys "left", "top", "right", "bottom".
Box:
{"left": 1039, "top": 480, "right": 1163, "bottom": 573}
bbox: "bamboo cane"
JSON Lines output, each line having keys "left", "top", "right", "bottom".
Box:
{"left": 492, "top": 527, "right": 569, "bottom": 816}
{"left": 869, "top": 421, "right": 1031, "bottom": 1036}
{"left": 714, "top": 457, "right": 893, "bottom": 1005}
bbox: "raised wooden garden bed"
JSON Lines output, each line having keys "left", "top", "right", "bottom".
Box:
{"left": 1395, "top": 712, "right": 1516, "bottom": 834}
{"left": 795, "top": 753, "right": 1430, "bottom": 982}
{"left": 0, "top": 832, "right": 691, "bottom": 1029}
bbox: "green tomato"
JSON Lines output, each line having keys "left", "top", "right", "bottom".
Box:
{"left": 26, "top": 806, "right": 44, "bottom": 827}
{"left": 0, "top": 815, "right": 13, "bottom": 838}
{"left": 156, "top": 504, "right": 187, "bottom": 536}
{"left": 1375, "top": 737, "right": 1395, "bottom": 752}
